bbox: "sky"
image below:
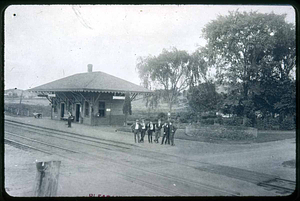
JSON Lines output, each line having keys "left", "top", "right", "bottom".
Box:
{"left": 4, "top": 5, "right": 295, "bottom": 90}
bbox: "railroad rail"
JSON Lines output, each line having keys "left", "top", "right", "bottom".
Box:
{"left": 4, "top": 119, "right": 295, "bottom": 196}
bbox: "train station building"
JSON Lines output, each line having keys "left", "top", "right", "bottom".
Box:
{"left": 29, "top": 64, "right": 152, "bottom": 126}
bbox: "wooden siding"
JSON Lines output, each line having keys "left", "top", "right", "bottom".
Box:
{"left": 50, "top": 92, "right": 125, "bottom": 126}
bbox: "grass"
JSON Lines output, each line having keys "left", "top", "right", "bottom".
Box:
{"left": 187, "top": 130, "right": 296, "bottom": 144}
{"left": 254, "top": 130, "right": 296, "bottom": 143}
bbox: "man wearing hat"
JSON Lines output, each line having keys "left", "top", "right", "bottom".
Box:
{"left": 140, "top": 119, "right": 147, "bottom": 143}
{"left": 169, "top": 120, "right": 177, "bottom": 146}
{"left": 131, "top": 119, "right": 141, "bottom": 143}
{"left": 161, "top": 122, "right": 169, "bottom": 145}
{"left": 67, "top": 112, "right": 73, "bottom": 128}
{"left": 147, "top": 121, "right": 155, "bottom": 143}
{"left": 154, "top": 118, "right": 163, "bottom": 143}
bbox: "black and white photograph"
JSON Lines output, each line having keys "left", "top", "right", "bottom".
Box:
{"left": 3, "top": 4, "right": 296, "bottom": 197}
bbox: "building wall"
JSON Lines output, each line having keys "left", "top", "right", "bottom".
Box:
{"left": 93, "top": 94, "right": 124, "bottom": 126}
{"left": 50, "top": 92, "right": 125, "bottom": 126}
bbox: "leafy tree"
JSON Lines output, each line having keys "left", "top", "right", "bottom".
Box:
{"left": 188, "top": 47, "right": 210, "bottom": 86}
{"left": 202, "top": 10, "right": 296, "bottom": 124}
{"left": 136, "top": 47, "right": 191, "bottom": 112}
{"left": 122, "top": 92, "right": 132, "bottom": 126}
{"left": 274, "top": 80, "right": 296, "bottom": 119}
{"left": 187, "top": 82, "right": 222, "bottom": 113}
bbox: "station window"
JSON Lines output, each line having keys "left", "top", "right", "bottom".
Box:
{"left": 85, "top": 101, "right": 89, "bottom": 117}
{"left": 98, "top": 101, "right": 105, "bottom": 117}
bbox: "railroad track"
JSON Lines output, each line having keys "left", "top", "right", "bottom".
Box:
{"left": 5, "top": 130, "right": 239, "bottom": 196}
{"left": 5, "top": 120, "right": 239, "bottom": 196}
{"left": 5, "top": 119, "right": 295, "bottom": 196}
{"left": 5, "top": 138, "right": 187, "bottom": 196}
{"left": 257, "top": 178, "right": 296, "bottom": 195}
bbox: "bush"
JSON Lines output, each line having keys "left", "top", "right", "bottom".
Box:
{"left": 173, "top": 111, "right": 199, "bottom": 123}
{"left": 280, "top": 116, "right": 295, "bottom": 130}
{"left": 255, "top": 117, "right": 280, "bottom": 130}
{"left": 185, "top": 125, "right": 257, "bottom": 141}
{"left": 200, "top": 118, "right": 215, "bottom": 125}
{"left": 157, "top": 112, "right": 167, "bottom": 121}
{"left": 223, "top": 117, "right": 243, "bottom": 126}
{"left": 215, "top": 116, "right": 223, "bottom": 125}
{"left": 201, "top": 112, "right": 217, "bottom": 119}
{"left": 243, "top": 117, "right": 253, "bottom": 127}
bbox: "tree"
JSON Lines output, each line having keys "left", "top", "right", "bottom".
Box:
{"left": 187, "top": 82, "right": 222, "bottom": 113}
{"left": 274, "top": 80, "right": 296, "bottom": 119}
{"left": 188, "top": 47, "right": 210, "bottom": 87}
{"left": 202, "top": 10, "right": 296, "bottom": 124}
{"left": 136, "top": 47, "right": 191, "bottom": 112}
{"left": 122, "top": 92, "right": 132, "bottom": 126}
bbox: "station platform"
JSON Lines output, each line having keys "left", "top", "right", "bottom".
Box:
{"left": 4, "top": 115, "right": 201, "bottom": 155}
{"left": 5, "top": 115, "right": 137, "bottom": 144}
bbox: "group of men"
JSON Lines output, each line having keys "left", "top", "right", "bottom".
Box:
{"left": 131, "top": 118, "right": 177, "bottom": 146}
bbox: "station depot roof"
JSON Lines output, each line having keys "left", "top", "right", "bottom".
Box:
{"left": 28, "top": 71, "right": 152, "bottom": 94}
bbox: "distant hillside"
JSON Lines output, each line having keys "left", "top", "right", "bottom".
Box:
{"left": 5, "top": 89, "right": 37, "bottom": 98}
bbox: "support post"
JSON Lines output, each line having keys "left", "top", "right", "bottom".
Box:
{"left": 34, "top": 161, "right": 61, "bottom": 197}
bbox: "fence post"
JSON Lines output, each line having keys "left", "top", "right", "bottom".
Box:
{"left": 34, "top": 161, "right": 61, "bottom": 197}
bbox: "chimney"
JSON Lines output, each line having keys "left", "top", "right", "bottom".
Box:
{"left": 87, "top": 64, "right": 93, "bottom": 73}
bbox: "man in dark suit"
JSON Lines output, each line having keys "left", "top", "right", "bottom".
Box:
{"left": 154, "top": 119, "right": 162, "bottom": 143}
{"left": 140, "top": 119, "right": 147, "bottom": 143}
{"left": 67, "top": 112, "right": 72, "bottom": 128}
{"left": 161, "top": 122, "right": 169, "bottom": 145}
{"left": 169, "top": 121, "right": 177, "bottom": 146}
{"left": 147, "top": 121, "right": 155, "bottom": 143}
{"left": 131, "top": 119, "right": 141, "bottom": 143}
{"left": 166, "top": 121, "right": 171, "bottom": 145}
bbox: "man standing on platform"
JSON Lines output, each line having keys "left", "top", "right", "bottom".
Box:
{"left": 154, "top": 119, "right": 162, "bottom": 143}
{"left": 131, "top": 119, "right": 141, "bottom": 143}
{"left": 147, "top": 121, "right": 155, "bottom": 143}
{"left": 67, "top": 112, "right": 72, "bottom": 128}
{"left": 169, "top": 120, "right": 177, "bottom": 146}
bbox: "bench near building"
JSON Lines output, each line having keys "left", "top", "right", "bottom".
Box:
{"left": 29, "top": 64, "right": 152, "bottom": 126}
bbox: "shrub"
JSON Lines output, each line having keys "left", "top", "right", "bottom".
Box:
{"left": 200, "top": 118, "right": 215, "bottom": 125}
{"left": 201, "top": 112, "right": 217, "bottom": 119}
{"left": 280, "top": 116, "right": 295, "bottom": 130}
{"left": 255, "top": 117, "right": 280, "bottom": 130}
{"left": 215, "top": 116, "right": 223, "bottom": 125}
{"left": 243, "top": 117, "right": 253, "bottom": 127}
{"left": 176, "top": 112, "right": 189, "bottom": 123}
{"left": 157, "top": 112, "right": 167, "bottom": 121}
{"left": 185, "top": 125, "right": 257, "bottom": 141}
{"left": 174, "top": 111, "right": 199, "bottom": 123}
{"left": 223, "top": 117, "right": 243, "bottom": 126}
